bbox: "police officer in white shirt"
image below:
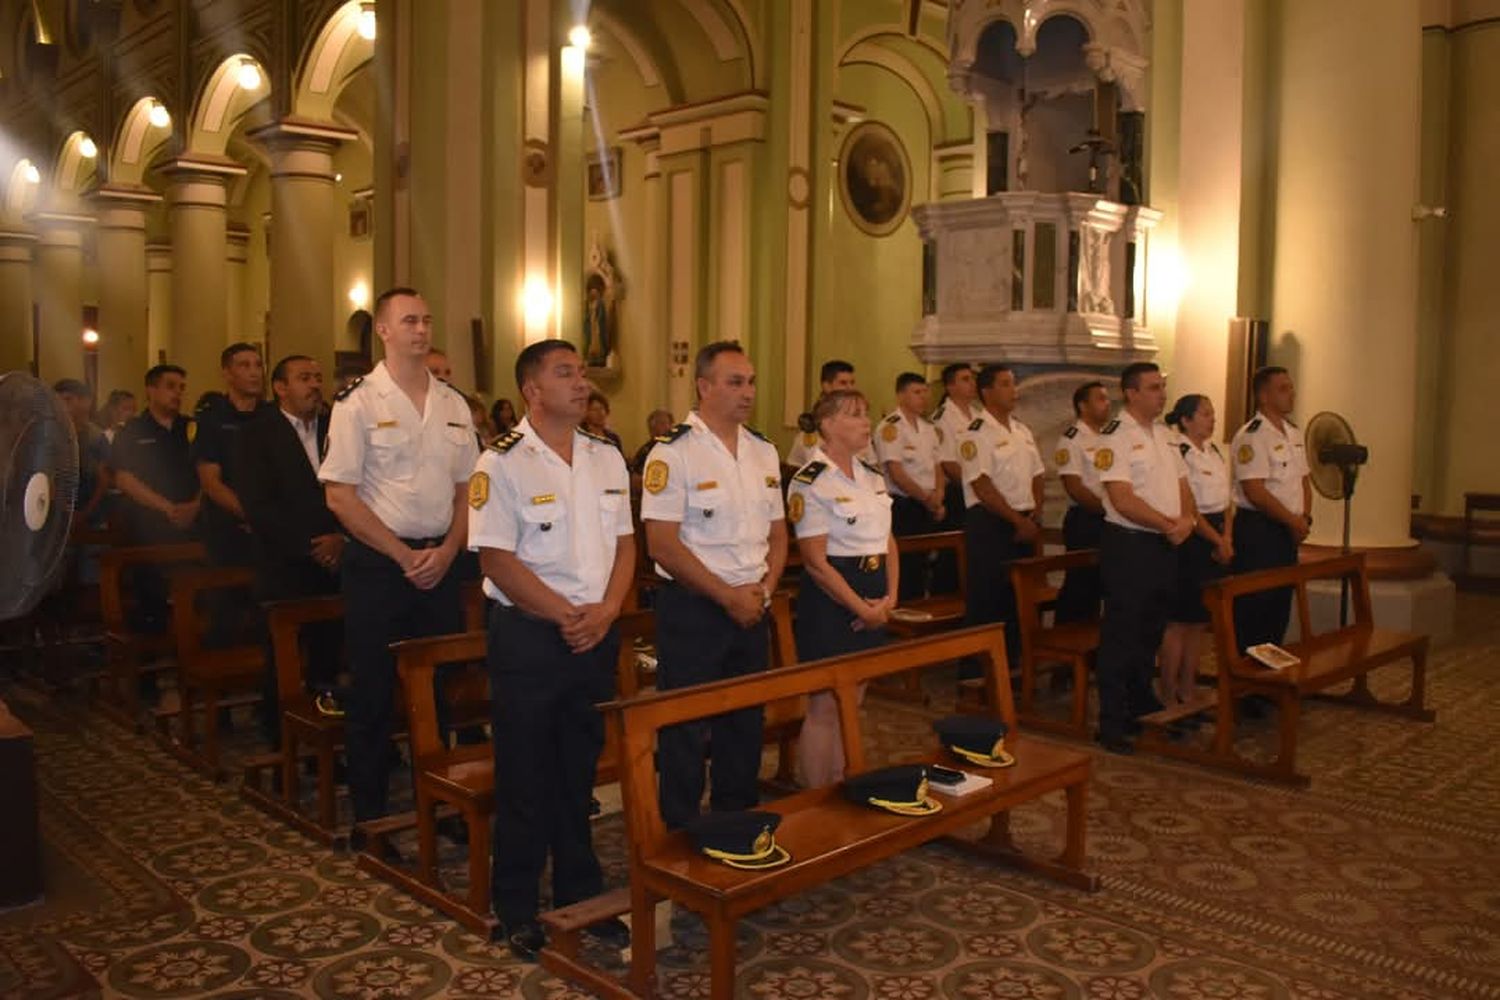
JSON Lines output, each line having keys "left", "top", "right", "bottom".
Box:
{"left": 1093, "top": 362, "right": 1197, "bottom": 754}
{"left": 875, "top": 372, "right": 944, "bottom": 599}
{"left": 932, "top": 363, "right": 980, "bottom": 526}
{"left": 1161, "top": 394, "right": 1234, "bottom": 708}
{"left": 787, "top": 390, "right": 899, "bottom": 787}
{"left": 958, "top": 363, "right": 1045, "bottom": 671}
{"left": 1053, "top": 380, "right": 1111, "bottom": 623}
{"left": 468, "top": 339, "right": 634, "bottom": 960}
{"left": 1229, "top": 365, "right": 1312, "bottom": 652}
{"left": 641, "top": 341, "right": 788, "bottom": 830}
{"left": 785, "top": 359, "right": 877, "bottom": 469}
{"left": 320, "top": 287, "right": 480, "bottom": 833}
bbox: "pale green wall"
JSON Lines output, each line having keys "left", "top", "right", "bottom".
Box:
{"left": 331, "top": 141, "right": 374, "bottom": 354}
{"left": 1414, "top": 28, "right": 1450, "bottom": 510}
{"left": 1144, "top": 0, "right": 1182, "bottom": 369}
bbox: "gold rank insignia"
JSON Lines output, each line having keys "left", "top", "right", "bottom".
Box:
{"left": 186, "top": 421, "right": 197, "bottom": 443}
{"left": 1237, "top": 444, "right": 1254, "bottom": 464}
{"left": 787, "top": 492, "right": 805, "bottom": 524}
{"left": 1055, "top": 448, "right": 1070, "bottom": 467}
{"left": 644, "top": 459, "right": 669, "bottom": 494}
{"left": 765, "top": 475, "right": 779, "bottom": 488}
{"left": 802, "top": 431, "right": 817, "bottom": 446}
{"left": 1094, "top": 448, "right": 1114, "bottom": 471}
{"left": 468, "top": 471, "right": 490, "bottom": 509}
{"left": 530, "top": 493, "right": 556, "bottom": 505}
{"left": 881, "top": 423, "right": 899, "bottom": 443}
{"left": 960, "top": 440, "right": 978, "bottom": 462}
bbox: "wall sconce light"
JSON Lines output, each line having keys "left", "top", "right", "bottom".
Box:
{"left": 148, "top": 101, "right": 171, "bottom": 128}
{"left": 82, "top": 329, "right": 100, "bottom": 347}
{"left": 22, "top": 161, "right": 40, "bottom": 184}
{"left": 238, "top": 61, "right": 263, "bottom": 91}
{"left": 348, "top": 281, "right": 370, "bottom": 309}
{"left": 568, "top": 25, "right": 591, "bottom": 49}
{"left": 78, "top": 136, "right": 98, "bottom": 159}
{"left": 521, "top": 276, "right": 554, "bottom": 336}
{"left": 357, "top": 4, "right": 377, "bottom": 41}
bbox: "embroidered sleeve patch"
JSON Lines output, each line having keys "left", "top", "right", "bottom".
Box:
{"left": 960, "top": 440, "right": 978, "bottom": 462}
{"left": 1237, "top": 444, "right": 1254, "bottom": 464}
{"left": 644, "top": 459, "right": 669, "bottom": 494}
{"left": 1094, "top": 448, "right": 1114, "bottom": 471}
{"left": 1055, "top": 448, "right": 1070, "bottom": 467}
{"left": 787, "top": 492, "right": 805, "bottom": 525}
{"left": 468, "top": 471, "right": 490, "bottom": 510}
{"left": 881, "top": 423, "right": 899, "bottom": 443}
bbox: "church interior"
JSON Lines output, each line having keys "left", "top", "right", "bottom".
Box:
{"left": 1, "top": 0, "right": 1498, "bottom": 997}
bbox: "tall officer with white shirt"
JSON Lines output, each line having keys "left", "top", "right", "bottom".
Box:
{"left": 641, "top": 341, "right": 788, "bottom": 831}
{"left": 958, "top": 362, "right": 1045, "bottom": 671}
{"left": 875, "top": 372, "right": 944, "bottom": 599}
{"left": 787, "top": 389, "right": 899, "bottom": 786}
{"left": 784, "top": 360, "right": 870, "bottom": 469}
{"left": 1094, "top": 362, "right": 1197, "bottom": 754}
{"left": 469, "top": 340, "right": 634, "bottom": 961}
{"left": 1230, "top": 366, "right": 1311, "bottom": 651}
{"left": 319, "top": 287, "right": 480, "bottom": 836}
{"left": 1053, "top": 380, "right": 1111, "bottom": 623}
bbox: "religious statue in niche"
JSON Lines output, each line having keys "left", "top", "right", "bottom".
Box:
{"left": 838, "top": 122, "right": 911, "bottom": 237}
{"left": 583, "top": 232, "right": 623, "bottom": 373}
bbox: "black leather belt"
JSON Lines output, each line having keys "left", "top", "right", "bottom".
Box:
{"left": 398, "top": 536, "right": 446, "bottom": 549}
{"left": 830, "top": 554, "right": 885, "bottom": 573}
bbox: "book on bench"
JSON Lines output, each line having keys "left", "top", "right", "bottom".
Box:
{"left": 1247, "top": 643, "right": 1300, "bottom": 671}
{"left": 931, "top": 771, "right": 993, "bottom": 797}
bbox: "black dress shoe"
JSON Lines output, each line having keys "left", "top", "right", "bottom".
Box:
{"left": 584, "top": 917, "right": 631, "bottom": 949}
{"left": 1095, "top": 733, "right": 1135, "bottom": 755}
{"left": 494, "top": 920, "right": 546, "bottom": 962}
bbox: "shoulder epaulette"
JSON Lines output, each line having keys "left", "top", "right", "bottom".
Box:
{"left": 655, "top": 422, "right": 692, "bottom": 444}
{"left": 967, "top": 418, "right": 985, "bottom": 432}
{"left": 860, "top": 459, "right": 884, "bottom": 476}
{"left": 1063, "top": 425, "right": 1078, "bottom": 439}
{"left": 883, "top": 413, "right": 901, "bottom": 424}
{"left": 1285, "top": 418, "right": 1298, "bottom": 430}
{"left": 333, "top": 376, "right": 364, "bottom": 402}
{"left": 745, "top": 425, "right": 772, "bottom": 443}
{"left": 1101, "top": 419, "right": 1120, "bottom": 435}
{"left": 1245, "top": 417, "right": 1262, "bottom": 433}
{"left": 793, "top": 460, "right": 827, "bottom": 485}
{"left": 932, "top": 404, "right": 946, "bottom": 420}
{"left": 1211, "top": 443, "right": 1223, "bottom": 458}
{"left": 1178, "top": 442, "right": 1190, "bottom": 456}
{"left": 487, "top": 429, "right": 524, "bottom": 454}
{"left": 579, "top": 425, "right": 615, "bottom": 446}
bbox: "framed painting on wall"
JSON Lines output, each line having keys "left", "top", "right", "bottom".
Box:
{"left": 838, "top": 121, "right": 911, "bottom": 237}
{"left": 586, "top": 147, "right": 622, "bottom": 201}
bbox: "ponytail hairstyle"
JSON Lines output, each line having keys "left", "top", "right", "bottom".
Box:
{"left": 1166, "top": 393, "right": 1208, "bottom": 432}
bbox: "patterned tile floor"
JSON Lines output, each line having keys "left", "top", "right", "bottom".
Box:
{"left": 2, "top": 594, "right": 1498, "bottom": 999}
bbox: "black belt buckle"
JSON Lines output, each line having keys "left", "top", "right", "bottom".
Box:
{"left": 860, "top": 555, "right": 882, "bottom": 573}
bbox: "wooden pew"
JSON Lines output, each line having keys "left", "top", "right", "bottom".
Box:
{"left": 1137, "top": 552, "right": 1433, "bottom": 785}
{"left": 1009, "top": 550, "right": 1099, "bottom": 737}
{"left": 96, "top": 542, "right": 205, "bottom": 729}
{"left": 873, "top": 530, "right": 969, "bottom": 704}
{"left": 540, "top": 625, "right": 1096, "bottom": 1000}
{"left": 160, "top": 564, "right": 265, "bottom": 778}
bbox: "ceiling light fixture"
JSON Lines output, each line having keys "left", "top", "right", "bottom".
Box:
{"left": 148, "top": 101, "right": 171, "bottom": 128}
{"left": 78, "top": 136, "right": 98, "bottom": 159}
{"left": 237, "top": 62, "right": 262, "bottom": 91}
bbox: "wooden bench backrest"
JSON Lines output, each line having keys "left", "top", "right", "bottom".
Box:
{"left": 98, "top": 543, "right": 206, "bottom": 634}
{"left": 608, "top": 623, "right": 1013, "bottom": 860}
{"left": 392, "top": 630, "right": 488, "bottom": 764}
{"left": 168, "top": 564, "right": 258, "bottom": 664}
{"left": 264, "top": 595, "right": 345, "bottom": 702}
{"left": 1009, "top": 548, "right": 1098, "bottom": 661}
{"left": 1203, "top": 552, "right": 1372, "bottom": 676}
{"left": 895, "top": 530, "right": 967, "bottom": 596}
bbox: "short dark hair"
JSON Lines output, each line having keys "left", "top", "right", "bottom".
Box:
{"left": 374, "top": 285, "right": 421, "bottom": 320}
{"left": 53, "top": 378, "right": 90, "bottom": 398}
{"left": 940, "top": 363, "right": 973, "bottom": 387}
{"left": 819, "top": 359, "right": 854, "bottom": 385}
{"left": 694, "top": 340, "right": 745, "bottom": 381}
{"left": 145, "top": 364, "right": 186, "bottom": 387}
{"left": 1166, "top": 393, "right": 1209, "bottom": 430}
{"left": 976, "top": 362, "right": 1014, "bottom": 394}
{"left": 587, "top": 390, "right": 610, "bottom": 412}
{"left": 489, "top": 398, "right": 515, "bottom": 428}
{"left": 1072, "top": 380, "right": 1106, "bottom": 415}
{"left": 1120, "top": 362, "right": 1160, "bottom": 393}
{"left": 514, "top": 338, "right": 577, "bottom": 392}
{"left": 895, "top": 371, "right": 926, "bottom": 393}
{"left": 104, "top": 388, "right": 135, "bottom": 409}
{"left": 220, "top": 342, "right": 259, "bottom": 368}
{"left": 271, "top": 354, "right": 314, "bottom": 384}
{"left": 1251, "top": 365, "right": 1289, "bottom": 401}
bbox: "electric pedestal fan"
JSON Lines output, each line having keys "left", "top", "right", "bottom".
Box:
{"left": 1305, "top": 411, "right": 1369, "bottom": 627}
{"left": 1, "top": 371, "right": 79, "bottom": 622}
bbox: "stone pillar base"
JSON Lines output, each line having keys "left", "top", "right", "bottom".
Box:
{"left": 1300, "top": 575, "right": 1456, "bottom": 641}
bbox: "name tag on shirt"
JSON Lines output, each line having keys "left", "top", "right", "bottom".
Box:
{"left": 696, "top": 481, "right": 718, "bottom": 490}
{"left": 376, "top": 420, "right": 398, "bottom": 428}
{"left": 531, "top": 494, "right": 555, "bottom": 505}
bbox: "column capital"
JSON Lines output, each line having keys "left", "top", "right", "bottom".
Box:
{"left": 647, "top": 92, "right": 769, "bottom": 155}
{"left": 155, "top": 156, "right": 249, "bottom": 185}
{"left": 26, "top": 210, "right": 94, "bottom": 248}
{"left": 88, "top": 184, "right": 161, "bottom": 231}
{"left": 248, "top": 118, "right": 359, "bottom": 182}
{"left": 145, "top": 241, "right": 173, "bottom": 273}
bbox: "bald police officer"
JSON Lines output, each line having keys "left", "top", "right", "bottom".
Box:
{"left": 641, "top": 341, "right": 788, "bottom": 831}
{"left": 1094, "top": 362, "right": 1197, "bottom": 754}
{"left": 470, "top": 339, "right": 634, "bottom": 960}
{"left": 320, "top": 286, "right": 479, "bottom": 837}
{"left": 1229, "top": 365, "right": 1311, "bottom": 651}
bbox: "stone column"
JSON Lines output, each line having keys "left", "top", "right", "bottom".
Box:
{"left": 90, "top": 186, "right": 158, "bottom": 393}
{"left": 159, "top": 159, "right": 245, "bottom": 386}
{"left": 249, "top": 120, "right": 355, "bottom": 378}
{"left": 30, "top": 211, "right": 93, "bottom": 382}
{"left": 0, "top": 229, "right": 36, "bottom": 373}
{"left": 145, "top": 242, "right": 173, "bottom": 366}
{"left": 225, "top": 225, "right": 250, "bottom": 349}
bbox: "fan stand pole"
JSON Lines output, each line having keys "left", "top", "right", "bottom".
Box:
{"left": 1339, "top": 467, "right": 1357, "bottom": 628}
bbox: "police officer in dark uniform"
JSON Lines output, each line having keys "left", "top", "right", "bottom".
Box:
{"left": 319, "top": 287, "right": 479, "bottom": 839}
{"left": 1094, "top": 362, "right": 1197, "bottom": 754}
{"left": 193, "top": 343, "right": 270, "bottom": 567}
{"left": 1053, "top": 381, "right": 1111, "bottom": 623}
{"left": 470, "top": 339, "right": 634, "bottom": 960}
{"left": 787, "top": 389, "right": 898, "bottom": 786}
{"left": 1229, "top": 365, "right": 1311, "bottom": 651}
{"left": 111, "top": 363, "right": 201, "bottom": 634}
{"left": 640, "top": 341, "right": 787, "bottom": 831}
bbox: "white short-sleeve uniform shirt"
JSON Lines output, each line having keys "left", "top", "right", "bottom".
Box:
{"left": 932, "top": 399, "right": 980, "bottom": 467}
{"left": 957, "top": 410, "right": 1045, "bottom": 511}
{"left": 1054, "top": 419, "right": 1106, "bottom": 505}
{"left": 1095, "top": 416, "right": 1188, "bottom": 533}
{"left": 1230, "top": 412, "right": 1309, "bottom": 515}
{"left": 1178, "top": 439, "right": 1231, "bottom": 515}
{"left": 786, "top": 449, "right": 892, "bottom": 556}
{"left": 873, "top": 411, "right": 941, "bottom": 499}
{"left": 467, "top": 418, "right": 633, "bottom": 605}
{"left": 318, "top": 361, "right": 479, "bottom": 539}
{"left": 639, "top": 411, "right": 784, "bottom": 587}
